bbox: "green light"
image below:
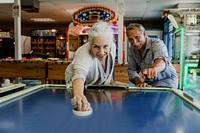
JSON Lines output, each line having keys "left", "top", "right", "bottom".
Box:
{"left": 184, "top": 63, "right": 199, "bottom": 88}
{"left": 174, "top": 27, "right": 184, "bottom": 89}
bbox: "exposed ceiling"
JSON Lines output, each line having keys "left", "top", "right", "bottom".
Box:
{"left": 0, "top": 0, "right": 199, "bottom": 33}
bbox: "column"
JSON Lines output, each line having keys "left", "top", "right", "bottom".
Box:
{"left": 13, "top": 0, "right": 22, "bottom": 60}
{"left": 117, "top": 0, "right": 125, "bottom": 64}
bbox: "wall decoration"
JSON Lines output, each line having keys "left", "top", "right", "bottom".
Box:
{"left": 73, "top": 5, "right": 116, "bottom": 26}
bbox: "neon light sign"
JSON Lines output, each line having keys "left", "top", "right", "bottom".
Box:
{"left": 73, "top": 5, "right": 116, "bottom": 26}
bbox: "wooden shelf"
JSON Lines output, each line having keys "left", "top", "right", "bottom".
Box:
{"left": 31, "top": 35, "right": 57, "bottom": 58}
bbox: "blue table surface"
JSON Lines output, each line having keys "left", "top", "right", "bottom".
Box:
{"left": 0, "top": 87, "right": 200, "bottom": 133}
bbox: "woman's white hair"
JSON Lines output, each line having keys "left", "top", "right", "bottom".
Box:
{"left": 88, "top": 21, "right": 114, "bottom": 44}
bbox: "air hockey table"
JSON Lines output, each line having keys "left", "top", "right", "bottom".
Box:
{"left": 0, "top": 84, "right": 200, "bottom": 133}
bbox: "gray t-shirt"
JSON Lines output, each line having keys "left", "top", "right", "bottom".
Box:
{"left": 128, "top": 37, "right": 178, "bottom": 88}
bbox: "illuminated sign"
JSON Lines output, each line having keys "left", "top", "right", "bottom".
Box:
{"left": 73, "top": 5, "right": 116, "bottom": 26}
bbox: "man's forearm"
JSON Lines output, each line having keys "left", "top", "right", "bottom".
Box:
{"left": 149, "top": 58, "right": 166, "bottom": 72}
{"left": 131, "top": 77, "right": 144, "bottom": 85}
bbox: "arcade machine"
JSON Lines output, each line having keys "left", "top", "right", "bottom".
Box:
{"left": 0, "top": 31, "right": 14, "bottom": 59}
{"left": 56, "top": 35, "right": 66, "bottom": 59}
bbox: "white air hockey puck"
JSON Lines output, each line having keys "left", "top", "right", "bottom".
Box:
{"left": 72, "top": 108, "right": 93, "bottom": 116}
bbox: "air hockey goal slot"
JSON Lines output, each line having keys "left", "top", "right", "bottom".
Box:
{"left": 183, "top": 92, "right": 193, "bottom": 102}
{"left": 85, "top": 85, "right": 128, "bottom": 91}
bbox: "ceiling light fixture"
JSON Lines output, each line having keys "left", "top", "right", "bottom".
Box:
{"left": 64, "top": 10, "right": 76, "bottom": 14}
{"left": 124, "top": 17, "right": 142, "bottom": 20}
{"left": 0, "top": 0, "right": 13, "bottom": 3}
{"left": 31, "top": 18, "right": 55, "bottom": 22}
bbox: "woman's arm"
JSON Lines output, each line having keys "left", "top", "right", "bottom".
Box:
{"left": 72, "top": 78, "right": 91, "bottom": 111}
